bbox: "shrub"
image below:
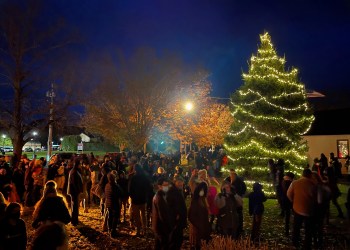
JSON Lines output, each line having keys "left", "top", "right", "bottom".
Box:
{"left": 201, "top": 235, "right": 268, "bottom": 250}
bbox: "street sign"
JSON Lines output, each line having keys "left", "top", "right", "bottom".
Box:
{"left": 77, "top": 143, "right": 83, "bottom": 151}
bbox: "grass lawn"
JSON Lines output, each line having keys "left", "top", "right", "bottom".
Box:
{"left": 242, "top": 183, "right": 349, "bottom": 248}
{"left": 185, "top": 175, "right": 349, "bottom": 248}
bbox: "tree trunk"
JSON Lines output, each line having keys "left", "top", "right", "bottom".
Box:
{"left": 12, "top": 132, "right": 25, "bottom": 166}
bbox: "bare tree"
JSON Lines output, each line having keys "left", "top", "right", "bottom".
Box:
{"left": 82, "top": 48, "right": 209, "bottom": 152}
{"left": 0, "top": 0, "right": 80, "bottom": 158}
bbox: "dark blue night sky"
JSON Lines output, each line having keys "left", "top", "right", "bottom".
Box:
{"left": 43, "top": 0, "right": 350, "bottom": 106}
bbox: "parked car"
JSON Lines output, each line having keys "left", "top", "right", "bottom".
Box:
{"left": 3, "top": 146, "right": 13, "bottom": 152}
{"left": 24, "top": 147, "right": 33, "bottom": 152}
{"left": 52, "top": 145, "right": 61, "bottom": 151}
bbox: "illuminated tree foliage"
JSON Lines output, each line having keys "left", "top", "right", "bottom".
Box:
{"left": 192, "top": 102, "right": 233, "bottom": 148}
{"left": 82, "top": 48, "right": 211, "bottom": 152}
{"left": 224, "top": 32, "right": 314, "bottom": 181}
{"left": 166, "top": 73, "right": 212, "bottom": 150}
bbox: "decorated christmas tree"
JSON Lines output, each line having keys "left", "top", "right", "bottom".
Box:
{"left": 224, "top": 32, "right": 314, "bottom": 193}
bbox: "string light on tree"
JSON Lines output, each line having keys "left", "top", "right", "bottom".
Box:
{"left": 224, "top": 32, "right": 314, "bottom": 191}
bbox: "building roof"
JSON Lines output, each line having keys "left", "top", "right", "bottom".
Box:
{"left": 305, "top": 108, "right": 349, "bottom": 135}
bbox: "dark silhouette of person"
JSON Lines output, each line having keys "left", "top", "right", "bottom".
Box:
{"left": 67, "top": 159, "right": 83, "bottom": 226}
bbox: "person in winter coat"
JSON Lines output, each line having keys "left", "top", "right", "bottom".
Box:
{"left": 188, "top": 181, "right": 211, "bottom": 249}
{"left": 152, "top": 177, "right": 172, "bottom": 249}
{"left": 32, "top": 180, "right": 71, "bottom": 229}
{"left": 117, "top": 171, "right": 129, "bottom": 223}
{"left": 46, "top": 155, "right": 59, "bottom": 182}
{"left": 324, "top": 160, "right": 344, "bottom": 219}
{"left": 214, "top": 180, "right": 242, "bottom": 239}
{"left": 167, "top": 176, "right": 187, "bottom": 250}
{"left": 207, "top": 179, "right": 219, "bottom": 233}
{"left": 224, "top": 169, "right": 246, "bottom": 236}
{"left": 80, "top": 161, "right": 91, "bottom": 213}
{"left": 188, "top": 169, "right": 209, "bottom": 197}
{"left": 67, "top": 159, "right": 83, "bottom": 226}
{"left": 24, "top": 160, "right": 35, "bottom": 207}
{"left": 128, "top": 161, "right": 152, "bottom": 236}
{"left": 31, "top": 160, "right": 45, "bottom": 205}
{"left": 311, "top": 172, "right": 331, "bottom": 249}
{"left": 30, "top": 221, "right": 69, "bottom": 250}
{"left": 275, "top": 159, "right": 285, "bottom": 216}
{"left": 0, "top": 191, "right": 8, "bottom": 222}
{"left": 12, "top": 163, "right": 25, "bottom": 203}
{"left": 89, "top": 160, "right": 100, "bottom": 205}
{"left": 54, "top": 162, "right": 66, "bottom": 194}
{"left": 281, "top": 172, "right": 295, "bottom": 236}
{"left": 98, "top": 163, "right": 111, "bottom": 218}
{"left": 0, "top": 202, "right": 27, "bottom": 250}
{"left": 248, "top": 182, "right": 267, "bottom": 241}
{"left": 104, "top": 172, "right": 123, "bottom": 238}
{"left": 287, "top": 168, "right": 317, "bottom": 249}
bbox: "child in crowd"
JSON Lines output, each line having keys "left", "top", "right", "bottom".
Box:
{"left": 248, "top": 182, "right": 267, "bottom": 242}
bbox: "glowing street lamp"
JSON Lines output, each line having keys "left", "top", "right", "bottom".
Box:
{"left": 184, "top": 102, "right": 193, "bottom": 111}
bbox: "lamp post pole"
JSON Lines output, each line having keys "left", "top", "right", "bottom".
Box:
{"left": 184, "top": 101, "right": 196, "bottom": 167}
{"left": 60, "top": 137, "right": 63, "bottom": 151}
{"left": 2, "top": 134, "right": 5, "bottom": 154}
{"left": 46, "top": 83, "right": 55, "bottom": 162}
{"left": 32, "top": 131, "right": 38, "bottom": 159}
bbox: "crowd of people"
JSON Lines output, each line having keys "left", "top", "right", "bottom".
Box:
{"left": 270, "top": 153, "right": 350, "bottom": 249}
{"left": 0, "top": 149, "right": 234, "bottom": 249}
{"left": 0, "top": 149, "right": 349, "bottom": 250}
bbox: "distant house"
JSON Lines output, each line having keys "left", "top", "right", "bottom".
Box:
{"left": 63, "top": 126, "right": 97, "bottom": 143}
{"left": 303, "top": 108, "right": 350, "bottom": 174}
{"left": 80, "top": 133, "right": 91, "bottom": 143}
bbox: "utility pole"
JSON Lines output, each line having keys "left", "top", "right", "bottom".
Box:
{"left": 46, "top": 83, "right": 55, "bottom": 162}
